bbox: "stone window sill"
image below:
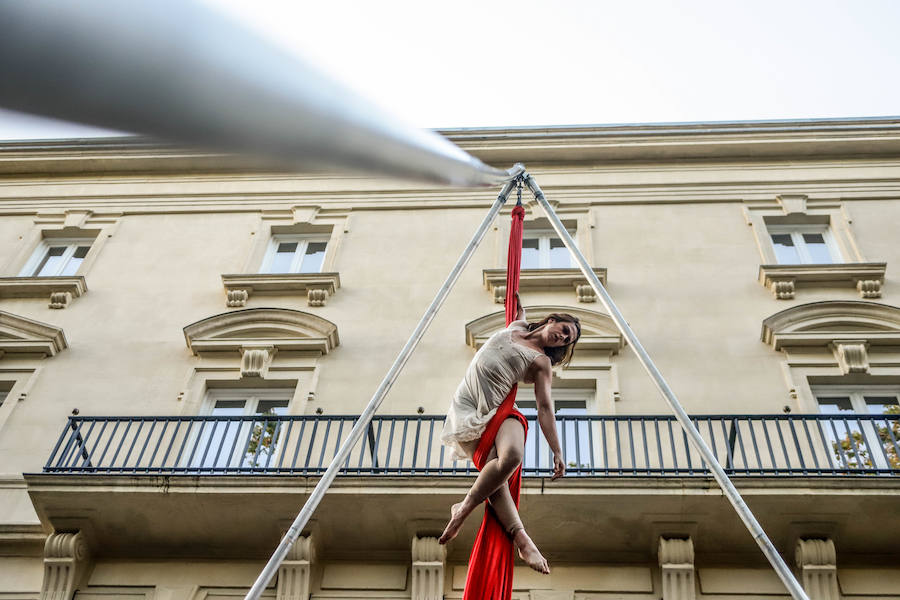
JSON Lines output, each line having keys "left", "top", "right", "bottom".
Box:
{"left": 221, "top": 273, "right": 341, "bottom": 307}
{"left": 758, "top": 262, "right": 886, "bottom": 299}
{"left": 483, "top": 268, "right": 607, "bottom": 303}
{"left": 0, "top": 276, "right": 87, "bottom": 309}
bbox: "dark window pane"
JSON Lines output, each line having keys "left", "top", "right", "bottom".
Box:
{"left": 521, "top": 238, "right": 540, "bottom": 269}
{"left": 770, "top": 234, "right": 800, "bottom": 264}
{"left": 802, "top": 233, "right": 833, "bottom": 263}
{"left": 863, "top": 396, "right": 900, "bottom": 415}
{"left": 34, "top": 246, "right": 66, "bottom": 276}
{"left": 548, "top": 238, "right": 570, "bottom": 268}
{"left": 817, "top": 397, "right": 854, "bottom": 414}
{"left": 256, "top": 400, "right": 289, "bottom": 415}
{"left": 299, "top": 242, "right": 326, "bottom": 273}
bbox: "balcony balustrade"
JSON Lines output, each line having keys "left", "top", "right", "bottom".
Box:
{"left": 43, "top": 413, "right": 900, "bottom": 477}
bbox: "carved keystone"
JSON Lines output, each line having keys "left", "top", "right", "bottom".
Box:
{"left": 277, "top": 535, "right": 313, "bottom": 600}
{"left": 240, "top": 346, "right": 275, "bottom": 378}
{"left": 41, "top": 531, "right": 92, "bottom": 600}
{"left": 795, "top": 538, "right": 840, "bottom": 600}
{"left": 833, "top": 341, "right": 869, "bottom": 374}
{"left": 411, "top": 536, "right": 446, "bottom": 600}
{"left": 659, "top": 537, "right": 695, "bottom": 600}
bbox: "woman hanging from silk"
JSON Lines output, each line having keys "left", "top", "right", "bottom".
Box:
{"left": 439, "top": 289, "right": 581, "bottom": 573}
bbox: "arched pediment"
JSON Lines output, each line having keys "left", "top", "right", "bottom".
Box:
{"left": 183, "top": 308, "right": 339, "bottom": 356}
{"left": 0, "top": 311, "right": 67, "bottom": 357}
{"left": 761, "top": 301, "right": 900, "bottom": 349}
{"left": 464, "top": 306, "right": 625, "bottom": 354}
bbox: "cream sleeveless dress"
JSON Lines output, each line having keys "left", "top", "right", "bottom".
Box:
{"left": 440, "top": 320, "right": 544, "bottom": 460}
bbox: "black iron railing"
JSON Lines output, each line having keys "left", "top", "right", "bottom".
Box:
{"left": 43, "top": 414, "right": 900, "bottom": 477}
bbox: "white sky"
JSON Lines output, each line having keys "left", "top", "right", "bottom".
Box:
{"left": 1, "top": 0, "right": 899, "bottom": 140}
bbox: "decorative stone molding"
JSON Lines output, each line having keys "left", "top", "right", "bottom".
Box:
{"left": 307, "top": 289, "right": 329, "bottom": 307}
{"left": 795, "top": 538, "right": 839, "bottom": 600}
{"left": 483, "top": 268, "right": 607, "bottom": 304}
{"left": 761, "top": 301, "right": 900, "bottom": 350}
{"left": 240, "top": 346, "right": 276, "bottom": 378}
{"left": 222, "top": 273, "right": 341, "bottom": 307}
{"left": 758, "top": 263, "right": 886, "bottom": 300}
{"left": 832, "top": 341, "right": 869, "bottom": 374}
{"left": 0, "top": 311, "right": 68, "bottom": 357}
{"left": 777, "top": 194, "right": 808, "bottom": 215}
{"left": 658, "top": 537, "right": 696, "bottom": 600}
{"left": 857, "top": 279, "right": 882, "bottom": 299}
{"left": 49, "top": 292, "right": 72, "bottom": 309}
{"left": 226, "top": 289, "right": 249, "bottom": 307}
{"left": 184, "top": 308, "right": 340, "bottom": 357}
{"left": 277, "top": 535, "right": 314, "bottom": 600}
{"left": 40, "top": 531, "right": 92, "bottom": 600}
{"left": 411, "top": 536, "right": 446, "bottom": 600}
{"left": 0, "top": 276, "right": 87, "bottom": 308}
{"left": 465, "top": 305, "right": 626, "bottom": 354}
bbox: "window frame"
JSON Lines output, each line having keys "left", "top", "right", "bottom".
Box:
{"left": 521, "top": 229, "right": 573, "bottom": 270}
{"left": 18, "top": 237, "right": 95, "bottom": 277}
{"left": 259, "top": 234, "right": 330, "bottom": 275}
{"left": 811, "top": 384, "right": 900, "bottom": 470}
{"left": 766, "top": 224, "right": 843, "bottom": 265}
{"left": 186, "top": 387, "right": 294, "bottom": 469}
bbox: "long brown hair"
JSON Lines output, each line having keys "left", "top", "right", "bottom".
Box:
{"left": 526, "top": 313, "right": 581, "bottom": 367}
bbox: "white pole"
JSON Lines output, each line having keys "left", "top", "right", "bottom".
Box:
{"left": 523, "top": 173, "right": 810, "bottom": 600}
{"left": 0, "top": 1, "right": 513, "bottom": 187}
{"left": 243, "top": 174, "right": 521, "bottom": 600}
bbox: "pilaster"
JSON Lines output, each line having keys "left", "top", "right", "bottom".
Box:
{"left": 658, "top": 536, "right": 695, "bottom": 600}
{"left": 277, "top": 535, "right": 314, "bottom": 600}
{"left": 411, "top": 536, "right": 446, "bottom": 600}
{"left": 796, "top": 538, "right": 840, "bottom": 600}
{"left": 40, "top": 531, "right": 92, "bottom": 600}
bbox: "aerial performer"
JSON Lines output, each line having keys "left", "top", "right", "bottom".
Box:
{"left": 438, "top": 197, "right": 582, "bottom": 590}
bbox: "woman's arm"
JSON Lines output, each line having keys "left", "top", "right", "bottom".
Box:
{"left": 532, "top": 355, "right": 565, "bottom": 480}
{"left": 505, "top": 291, "right": 525, "bottom": 322}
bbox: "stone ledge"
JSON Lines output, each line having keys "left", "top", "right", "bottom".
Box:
{"left": 221, "top": 272, "right": 341, "bottom": 307}
{"left": 483, "top": 268, "right": 607, "bottom": 303}
{"left": 0, "top": 276, "right": 87, "bottom": 309}
{"left": 758, "top": 263, "right": 886, "bottom": 300}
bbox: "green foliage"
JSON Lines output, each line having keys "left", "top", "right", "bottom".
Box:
{"left": 245, "top": 410, "right": 281, "bottom": 467}
{"left": 831, "top": 405, "right": 900, "bottom": 469}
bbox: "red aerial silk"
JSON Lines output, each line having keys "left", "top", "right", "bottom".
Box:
{"left": 462, "top": 203, "right": 527, "bottom": 600}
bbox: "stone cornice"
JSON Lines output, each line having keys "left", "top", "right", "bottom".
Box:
{"left": 2, "top": 117, "right": 900, "bottom": 176}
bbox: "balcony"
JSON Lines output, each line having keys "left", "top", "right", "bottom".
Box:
{"left": 42, "top": 413, "right": 900, "bottom": 477}
{"left": 25, "top": 414, "right": 900, "bottom": 561}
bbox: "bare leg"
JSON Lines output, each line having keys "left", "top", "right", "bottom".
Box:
{"left": 487, "top": 485, "right": 550, "bottom": 574}
{"left": 439, "top": 419, "right": 524, "bottom": 544}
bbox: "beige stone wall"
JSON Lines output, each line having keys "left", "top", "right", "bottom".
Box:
{"left": 2, "top": 120, "right": 900, "bottom": 598}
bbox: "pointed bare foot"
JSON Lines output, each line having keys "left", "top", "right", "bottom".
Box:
{"left": 513, "top": 529, "right": 550, "bottom": 574}
{"left": 438, "top": 501, "right": 469, "bottom": 545}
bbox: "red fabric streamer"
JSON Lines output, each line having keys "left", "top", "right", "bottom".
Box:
{"left": 462, "top": 203, "right": 528, "bottom": 600}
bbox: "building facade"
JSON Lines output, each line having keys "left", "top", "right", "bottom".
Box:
{"left": 1, "top": 118, "right": 899, "bottom": 600}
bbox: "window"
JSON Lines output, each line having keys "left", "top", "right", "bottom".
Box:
{"left": 260, "top": 235, "right": 328, "bottom": 274}
{"left": 813, "top": 386, "right": 900, "bottom": 470}
{"left": 188, "top": 388, "right": 292, "bottom": 469}
{"left": 521, "top": 230, "right": 572, "bottom": 269}
{"left": 515, "top": 387, "right": 592, "bottom": 471}
{"left": 767, "top": 225, "right": 841, "bottom": 265}
{"left": 19, "top": 238, "right": 93, "bottom": 277}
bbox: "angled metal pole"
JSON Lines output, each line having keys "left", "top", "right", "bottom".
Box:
{"left": 523, "top": 173, "right": 810, "bottom": 600}
{"left": 0, "top": 1, "right": 514, "bottom": 187}
{"left": 244, "top": 173, "right": 521, "bottom": 600}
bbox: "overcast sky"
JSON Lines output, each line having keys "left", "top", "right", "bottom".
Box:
{"left": 1, "top": 0, "right": 899, "bottom": 140}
